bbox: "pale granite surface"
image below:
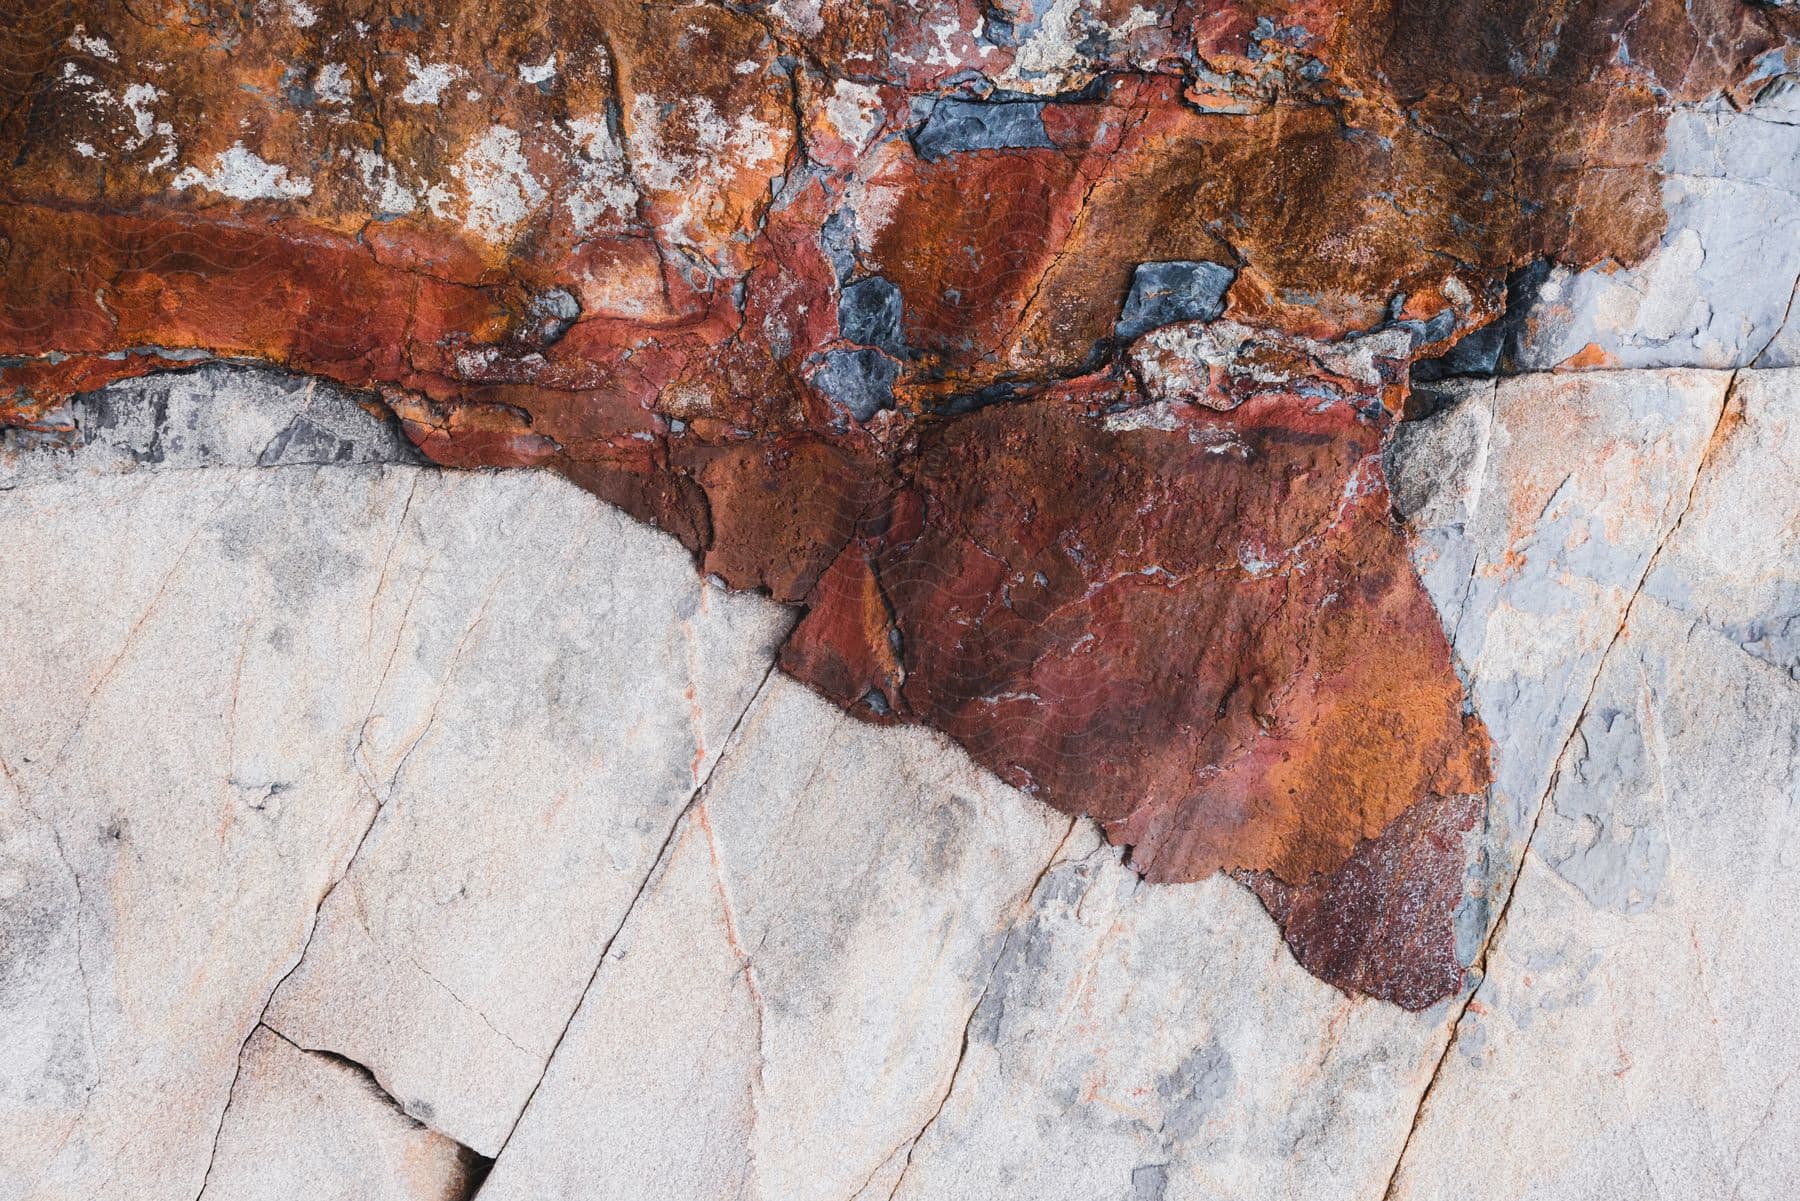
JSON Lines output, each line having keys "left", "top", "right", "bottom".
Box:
{"left": 197, "top": 1025, "right": 486, "bottom": 1201}
{"left": 2, "top": 360, "right": 1794, "bottom": 1199}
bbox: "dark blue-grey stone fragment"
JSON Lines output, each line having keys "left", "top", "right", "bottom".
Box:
{"left": 837, "top": 277, "right": 905, "bottom": 354}
{"left": 1115, "top": 261, "right": 1237, "bottom": 341}
{"left": 525, "top": 287, "right": 581, "bottom": 346}
{"left": 913, "top": 98, "right": 1054, "bottom": 161}
{"left": 814, "top": 348, "right": 899, "bottom": 422}
{"left": 1379, "top": 304, "right": 1460, "bottom": 355}
{"left": 1411, "top": 259, "right": 1552, "bottom": 382}
{"left": 819, "top": 207, "right": 858, "bottom": 283}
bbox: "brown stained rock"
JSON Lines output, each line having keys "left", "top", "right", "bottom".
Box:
{"left": 1241, "top": 791, "right": 1487, "bottom": 1011}
{"left": 1, "top": 0, "right": 1791, "bottom": 1006}
{"left": 839, "top": 389, "right": 1487, "bottom": 885}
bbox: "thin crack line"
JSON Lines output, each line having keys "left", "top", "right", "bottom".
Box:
{"left": 1377, "top": 376, "right": 1737, "bottom": 1201}
{"left": 878, "top": 816, "right": 1081, "bottom": 1201}
{"left": 473, "top": 655, "right": 786, "bottom": 1188}
{"left": 693, "top": 798, "right": 770, "bottom": 1130}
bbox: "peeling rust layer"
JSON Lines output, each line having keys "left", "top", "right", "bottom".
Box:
{"left": 1, "top": 0, "right": 1790, "bottom": 1005}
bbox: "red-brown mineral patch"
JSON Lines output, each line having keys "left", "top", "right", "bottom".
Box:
{"left": 2, "top": 0, "right": 1790, "bottom": 1006}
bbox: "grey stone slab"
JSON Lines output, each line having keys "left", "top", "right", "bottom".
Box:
{"left": 1389, "top": 370, "right": 1800, "bottom": 1200}
{"left": 0, "top": 365, "right": 790, "bottom": 1193}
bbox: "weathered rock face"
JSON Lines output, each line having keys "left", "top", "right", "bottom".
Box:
{"left": 4, "top": 363, "right": 1795, "bottom": 1198}
{"left": 8, "top": 0, "right": 1791, "bottom": 1010}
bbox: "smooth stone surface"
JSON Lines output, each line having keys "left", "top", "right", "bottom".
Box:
{"left": 0, "top": 368, "right": 790, "bottom": 1192}
{"left": 476, "top": 675, "right": 1074, "bottom": 1201}
{"left": 883, "top": 827, "right": 1450, "bottom": 1201}
{"left": 261, "top": 468, "right": 788, "bottom": 1155}
{"left": 196, "top": 1026, "right": 487, "bottom": 1201}
{"left": 1, "top": 466, "right": 407, "bottom": 1201}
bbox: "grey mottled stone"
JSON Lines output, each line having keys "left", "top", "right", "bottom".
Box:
{"left": 1116, "top": 261, "right": 1236, "bottom": 341}
{"left": 838, "top": 276, "right": 907, "bottom": 354}
{"left": 812, "top": 347, "right": 900, "bottom": 422}
{"left": 1389, "top": 370, "right": 1800, "bottom": 1200}
{"left": 1, "top": 366, "right": 424, "bottom": 486}
{"left": 1498, "top": 88, "right": 1800, "bottom": 372}
{"left": 913, "top": 97, "right": 1054, "bottom": 161}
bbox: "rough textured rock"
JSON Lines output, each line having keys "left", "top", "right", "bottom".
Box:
{"left": 5, "top": 1, "right": 1794, "bottom": 1006}
{"left": 2, "top": 0, "right": 1799, "bottom": 1193}
{"left": 1419, "top": 86, "right": 1800, "bottom": 378}
{"left": 784, "top": 389, "right": 1487, "bottom": 890}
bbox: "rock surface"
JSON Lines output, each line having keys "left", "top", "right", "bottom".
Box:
{"left": 4, "top": 362, "right": 1795, "bottom": 1197}
{"left": 2, "top": 0, "right": 1798, "bottom": 1194}
{"left": 476, "top": 676, "right": 1073, "bottom": 1201}
{"left": 1436, "top": 91, "right": 1800, "bottom": 375}
{"left": 6, "top": 2, "right": 1795, "bottom": 999}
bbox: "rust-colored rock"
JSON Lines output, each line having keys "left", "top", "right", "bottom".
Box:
{"left": 1243, "top": 791, "right": 1487, "bottom": 1011}
{"left": 786, "top": 388, "right": 1487, "bottom": 886}
{"left": 2, "top": 0, "right": 1790, "bottom": 1005}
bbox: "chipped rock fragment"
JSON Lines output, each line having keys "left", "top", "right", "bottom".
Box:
{"left": 912, "top": 96, "right": 1056, "bottom": 161}
{"left": 1115, "top": 260, "right": 1237, "bottom": 341}
{"left": 195, "top": 1028, "right": 490, "bottom": 1201}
